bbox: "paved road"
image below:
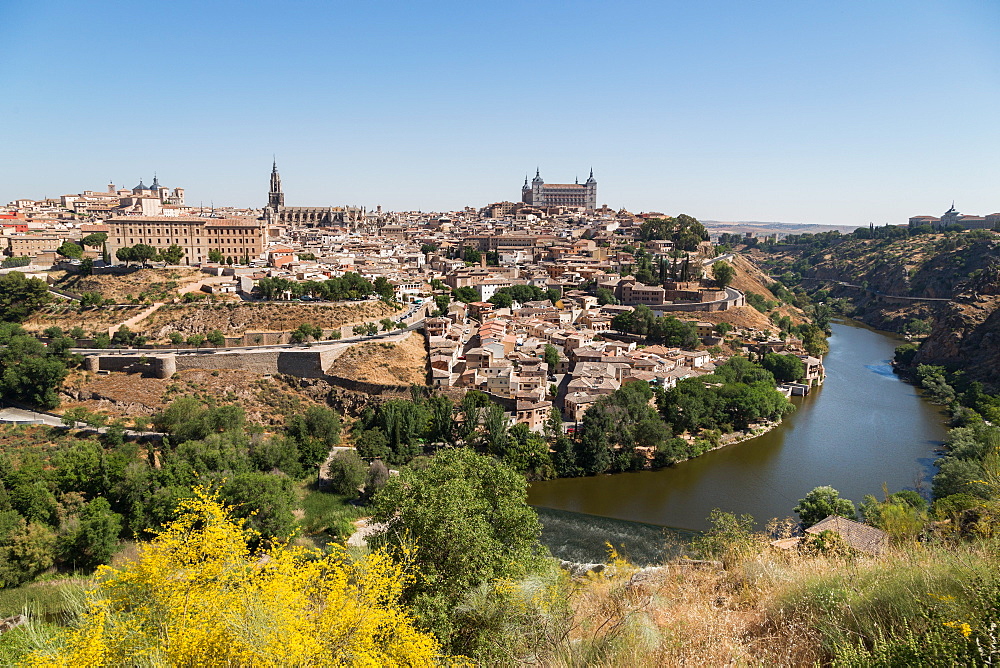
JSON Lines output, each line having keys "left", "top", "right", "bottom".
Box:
{"left": 703, "top": 252, "right": 736, "bottom": 265}
{"left": 0, "top": 406, "right": 63, "bottom": 426}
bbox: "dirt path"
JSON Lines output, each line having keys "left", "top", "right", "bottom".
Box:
{"left": 105, "top": 273, "right": 226, "bottom": 336}
{"left": 107, "top": 302, "right": 164, "bottom": 336}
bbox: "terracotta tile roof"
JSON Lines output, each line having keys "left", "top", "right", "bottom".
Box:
{"left": 805, "top": 516, "right": 888, "bottom": 555}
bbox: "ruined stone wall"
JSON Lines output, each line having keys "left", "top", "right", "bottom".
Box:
{"left": 84, "top": 354, "right": 175, "bottom": 378}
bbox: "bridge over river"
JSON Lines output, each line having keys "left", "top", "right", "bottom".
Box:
{"left": 793, "top": 276, "right": 954, "bottom": 303}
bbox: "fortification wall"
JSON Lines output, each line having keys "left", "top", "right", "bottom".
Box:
{"left": 84, "top": 354, "right": 174, "bottom": 378}
{"left": 170, "top": 350, "right": 332, "bottom": 378}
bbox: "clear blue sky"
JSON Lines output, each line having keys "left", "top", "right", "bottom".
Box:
{"left": 2, "top": 0, "right": 998, "bottom": 225}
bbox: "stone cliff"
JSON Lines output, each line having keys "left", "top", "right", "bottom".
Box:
{"left": 756, "top": 235, "right": 1000, "bottom": 387}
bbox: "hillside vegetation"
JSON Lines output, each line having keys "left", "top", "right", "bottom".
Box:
{"left": 50, "top": 267, "right": 203, "bottom": 302}
{"left": 140, "top": 300, "right": 399, "bottom": 340}
{"left": 753, "top": 227, "right": 1000, "bottom": 387}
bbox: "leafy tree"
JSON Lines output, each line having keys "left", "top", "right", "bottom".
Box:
{"left": 115, "top": 246, "right": 136, "bottom": 266}
{"left": 551, "top": 435, "right": 581, "bottom": 477}
{"left": 186, "top": 333, "right": 206, "bottom": 348}
{"left": 500, "top": 424, "right": 554, "bottom": 480}
{"left": 904, "top": 318, "right": 932, "bottom": 336}
{"left": 714, "top": 356, "right": 776, "bottom": 385}
{"left": 595, "top": 287, "right": 618, "bottom": 305}
{"left": 286, "top": 405, "right": 342, "bottom": 469}
{"left": 576, "top": 403, "right": 615, "bottom": 475}
{"left": 57, "top": 241, "right": 83, "bottom": 259}
{"left": 488, "top": 291, "right": 513, "bottom": 309}
{"left": 362, "top": 459, "right": 390, "bottom": 503}
{"left": 206, "top": 329, "right": 225, "bottom": 347}
{"left": 158, "top": 243, "right": 185, "bottom": 265}
{"left": 0, "top": 272, "right": 50, "bottom": 322}
{"left": 58, "top": 496, "right": 122, "bottom": 570}
{"left": 425, "top": 394, "right": 454, "bottom": 443}
{"left": 27, "top": 491, "right": 442, "bottom": 664}
{"left": 354, "top": 428, "right": 391, "bottom": 460}
{"left": 79, "top": 291, "right": 104, "bottom": 309}
{"left": 0, "top": 518, "right": 57, "bottom": 587}
{"left": 208, "top": 249, "right": 224, "bottom": 263}
{"left": 153, "top": 397, "right": 246, "bottom": 443}
{"left": 220, "top": 474, "right": 296, "bottom": 547}
{"left": 933, "top": 457, "right": 986, "bottom": 499}
{"left": 638, "top": 214, "right": 709, "bottom": 250}
{"left": 463, "top": 247, "right": 482, "bottom": 264}
{"left": 80, "top": 232, "right": 108, "bottom": 249}
{"left": 453, "top": 286, "right": 479, "bottom": 303}
{"left": 611, "top": 307, "right": 700, "bottom": 348}
{"left": 794, "top": 485, "right": 857, "bottom": 528}
{"left": 0, "top": 333, "right": 68, "bottom": 409}
{"left": 760, "top": 353, "right": 805, "bottom": 383}
{"left": 79, "top": 257, "right": 94, "bottom": 276}
{"left": 543, "top": 344, "right": 560, "bottom": 370}
{"left": 370, "top": 449, "right": 543, "bottom": 642}
{"left": 111, "top": 325, "right": 135, "bottom": 347}
{"left": 358, "top": 400, "right": 428, "bottom": 464}
{"left": 373, "top": 276, "right": 395, "bottom": 302}
{"left": 290, "top": 322, "right": 322, "bottom": 343}
{"left": 480, "top": 403, "right": 510, "bottom": 455}
{"left": 712, "top": 260, "right": 735, "bottom": 289}
{"left": 326, "top": 450, "right": 366, "bottom": 497}
{"left": 420, "top": 243, "right": 438, "bottom": 254}
{"left": 454, "top": 390, "right": 491, "bottom": 443}
{"left": 168, "top": 331, "right": 184, "bottom": 345}
{"left": 130, "top": 244, "right": 156, "bottom": 267}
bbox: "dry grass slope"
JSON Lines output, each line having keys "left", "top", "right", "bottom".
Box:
{"left": 327, "top": 331, "right": 429, "bottom": 386}
{"left": 50, "top": 267, "right": 203, "bottom": 301}
{"left": 139, "top": 301, "right": 400, "bottom": 338}
{"left": 59, "top": 368, "right": 326, "bottom": 426}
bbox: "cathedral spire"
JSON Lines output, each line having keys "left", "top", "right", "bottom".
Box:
{"left": 268, "top": 159, "right": 284, "bottom": 210}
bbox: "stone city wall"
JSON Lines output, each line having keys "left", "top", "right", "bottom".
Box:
{"left": 84, "top": 354, "right": 175, "bottom": 378}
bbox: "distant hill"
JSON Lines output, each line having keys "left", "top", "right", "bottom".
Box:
{"left": 702, "top": 220, "right": 860, "bottom": 237}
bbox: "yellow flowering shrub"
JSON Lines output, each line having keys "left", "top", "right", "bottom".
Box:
{"left": 28, "top": 490, "right": 441, "bottom": 667}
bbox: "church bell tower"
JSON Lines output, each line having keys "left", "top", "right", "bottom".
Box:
{"left": 268, "top": 159, "right": 284, "bottom": 210}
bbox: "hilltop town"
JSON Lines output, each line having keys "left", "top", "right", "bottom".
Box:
{"left": 1, "top": 165, "right": 824, "bottom": 441}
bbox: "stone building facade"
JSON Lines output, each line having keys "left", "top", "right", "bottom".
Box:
{"left": 521, "top": 168, "right": 596, "bottom": 211}
{"left": 264, "top": 161, "right": 363, "bottom": 227}
{"left": 107, "top": 215, "right": 265, "bottom": 265}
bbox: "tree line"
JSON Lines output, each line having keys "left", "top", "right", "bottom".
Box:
{"left": 0, "top": 397, "right": 345, "bottom": 588}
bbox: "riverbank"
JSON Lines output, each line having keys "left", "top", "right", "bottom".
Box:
{"left": 529, "top": 321, "right": 947, "bottom": 531}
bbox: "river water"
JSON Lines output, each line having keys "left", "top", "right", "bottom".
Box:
{"left": 528, "top": 320, "right": 948, "bottom": 535}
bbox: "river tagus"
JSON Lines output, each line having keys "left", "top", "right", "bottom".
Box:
{"left": 528, "top": 319, "right": 948, "bottom": 563}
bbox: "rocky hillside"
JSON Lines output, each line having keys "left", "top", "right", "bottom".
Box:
{"left": 916, "top": 262, "right": 1000, "bottom": 386}
{"left": 753, "top": 232, "right": 1000, "bottom": 386}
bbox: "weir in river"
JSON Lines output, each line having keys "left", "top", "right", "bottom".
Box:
{"left": 529, "top": 320, "right": 948, "bottom": 560}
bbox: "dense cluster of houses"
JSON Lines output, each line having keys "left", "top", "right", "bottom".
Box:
{"left": 426, "top": 295, "right": 823, "bottom": 434}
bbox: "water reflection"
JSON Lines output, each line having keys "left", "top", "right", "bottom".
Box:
{"left": 529, "top": 320, "right": 948, "bottom": 533}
